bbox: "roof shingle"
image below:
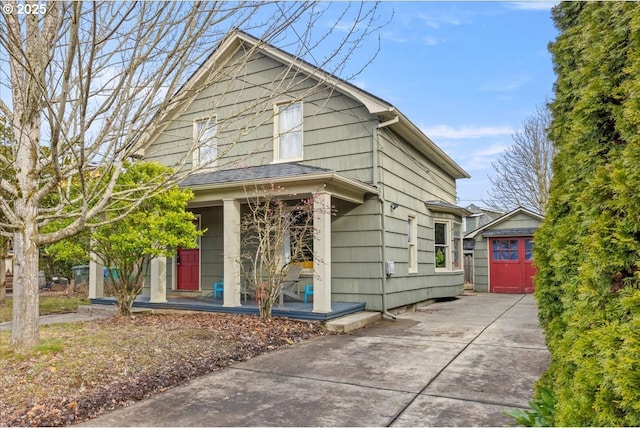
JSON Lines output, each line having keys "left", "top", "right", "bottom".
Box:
{"left": 180, "top": 163, "right": 333, "bottom": 187}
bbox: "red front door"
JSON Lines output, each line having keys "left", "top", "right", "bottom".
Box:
{"left": 177, "top": 248, "right": 199, "bottom": 291}
{"left": 489, "top": 237, "right": 536, "bottom": 293}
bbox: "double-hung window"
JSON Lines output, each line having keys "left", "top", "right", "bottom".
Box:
{"left": 434, "top": 219, "right": 463, "bottom": 272}
{"left": 434, "top": 222, "right": 448, "bottom": 269}
{"left": 193, "top": 116, "right": 217, "bottom": 169}
{"left": 274, "top": 101, "right": 302, "bottom": 162}
{"left": 453, "top": 222, "right": 462, "bottom": 270}
{"left": 408, "top": 214, "right": 418, "bottom": 273}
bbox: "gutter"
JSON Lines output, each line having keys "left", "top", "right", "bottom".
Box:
{"left": 374, "top": 113, "right": 397, "bottom": 321}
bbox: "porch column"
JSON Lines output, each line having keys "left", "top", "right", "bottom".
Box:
{"left": 88, "top": 251, "right": 104, "bottom": 299}
{"left": 313, "top": 191, "right": 332, "bottom": 313}
{"left": 150, "top": 256, "right": 167, "bottom": 303}
{"left": 223, "top": 198, "right": 241, "bottom": 307}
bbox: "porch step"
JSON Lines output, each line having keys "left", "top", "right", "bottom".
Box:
{"left": 325, "top": 311, "right": 382, "bottom": 333}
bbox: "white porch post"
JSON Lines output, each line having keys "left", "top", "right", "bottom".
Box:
{"left": 223, "top": 198, "right": 242, "bottom": 307}
{"left": 150, "top": 256, "right": 167, "bottom": 303}
{"left": 313, "top": 191, "right": 332, "bottom": 313}
{"left": 88, "top": 251, "right": 104, "bottom": 299}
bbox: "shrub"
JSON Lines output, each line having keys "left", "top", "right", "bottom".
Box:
{"left": 534, "top": 2, "right": 640, "bottom": 425}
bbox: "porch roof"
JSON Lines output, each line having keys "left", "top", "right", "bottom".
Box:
{"left": 182, "top": 163, "right": 332, "bottom": 186}
{"left": 425, "top": 200, "right": 472, "bottom": 217}
{"left": 181, "top": 163, "right": 378, "bottom": 205}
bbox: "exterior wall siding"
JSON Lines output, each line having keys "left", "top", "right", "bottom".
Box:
{"left": 145, "top": 51, "right": 376, "bottom": 185}
{"left": 330, "top": 197, "right": 383, "bottom": 307}
{"left": 473, "top": 239, "right": 489, "bottom": 292}
{"left": 375, "top": 127, "right": 465, "bottom": 310}
{"left": 197, "top": 207, "right": 224, "bottom": 295}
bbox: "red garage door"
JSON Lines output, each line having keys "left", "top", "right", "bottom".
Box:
{"left": 489, "top": 237, "right": 536, "bottom": 293}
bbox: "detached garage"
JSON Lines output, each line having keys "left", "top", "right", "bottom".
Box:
{"left": 465, "top": 207, "right": 543, "bottom": 293}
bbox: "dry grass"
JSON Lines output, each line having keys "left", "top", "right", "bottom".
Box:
{"left": 0, "top": 292, "right": 91, "bottom": 323}
{"left": 0, "top": 311, "right": 330, "bottom": 426}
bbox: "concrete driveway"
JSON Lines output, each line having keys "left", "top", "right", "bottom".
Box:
{"left": 81, "top": 293, "right": 550, "bottom": 427}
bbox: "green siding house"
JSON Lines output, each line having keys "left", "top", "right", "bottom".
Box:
{"left": 91, "top": 30, "right": 471, "bottom": 316}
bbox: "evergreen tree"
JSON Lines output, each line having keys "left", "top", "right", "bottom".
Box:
{"left": 535, "top": 2, "right": 640, "bottom": 425}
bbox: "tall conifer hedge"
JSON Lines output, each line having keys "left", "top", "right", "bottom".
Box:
{"left": 535, "top": 2, "right": 640, "bottom": 425}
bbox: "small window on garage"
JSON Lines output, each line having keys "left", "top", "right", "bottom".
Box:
{"left": 525, "top": 239, "right": 534, "bottom": 261}
{"left": 491, "top": 239, "right": 519, "bottom": 261}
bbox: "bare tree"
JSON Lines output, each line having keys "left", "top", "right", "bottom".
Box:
{"left": 485, "top": 103, "right": 554, "bottom": 214}
{"left": 0, "top": 1, "right": 384, "bottom": 348}
{"left": 240, "top": 184, "right": 318, "bottom": 318}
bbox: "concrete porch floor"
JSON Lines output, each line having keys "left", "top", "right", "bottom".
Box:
{"left": 90, "top": 294, "right": 366, "bottom": 322}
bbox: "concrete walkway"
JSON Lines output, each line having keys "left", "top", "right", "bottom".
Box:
{"left": 80, "top": 293, "right": 550, "bottom": 427}
{"left": 0, "top": 305, "right": 142, "bottom": 331}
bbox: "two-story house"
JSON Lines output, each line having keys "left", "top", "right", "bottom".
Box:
{"left": 89, "top": 30, "right": 471, "bottom": 319}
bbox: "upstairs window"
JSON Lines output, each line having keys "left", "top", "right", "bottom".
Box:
{"left": 193, "top": 117, "right": 217, "bottom": 169}
{"left": 274, "top": 102, "right": 302, "bottom": 162}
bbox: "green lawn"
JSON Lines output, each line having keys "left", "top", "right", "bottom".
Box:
{"left": 0, "top": 294, "right": 90, "bottom": 323}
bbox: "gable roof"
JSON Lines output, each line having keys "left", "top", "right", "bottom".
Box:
{"left": 465, "top": 203, "right": 504, "bottom": 218}
{"left": 464, "top": 206, "right": 544, "bottom": 239}
{"left": 142, "top": 29, "right": 470, "bottom": 180}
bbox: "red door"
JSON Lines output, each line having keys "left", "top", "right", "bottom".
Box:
{"left": 489, "top": 237, "right": 536, "bottom": 293}
{"left": 177, "top": 248, "right": 199, "bottom": 290}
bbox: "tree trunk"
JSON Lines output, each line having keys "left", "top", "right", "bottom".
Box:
{"left": 0, "top": 253, "right": 6, "bottom": 307}
{"left": 11, "top": 218, "right": 40, "bottom": 348}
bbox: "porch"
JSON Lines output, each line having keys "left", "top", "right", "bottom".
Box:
{"left": 89, "top": 295, "right": 366, "bottom": 322}
{"left": 87, "top": 164, "right": 379, "bottom": 316}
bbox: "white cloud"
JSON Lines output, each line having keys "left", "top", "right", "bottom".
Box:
{"left": 480, "top": 76, "right": 531, "bottom": 93}
{"left": 417, "top": 13, "right": 465, "bottom": 29}
{"left": 423, "top": 125, "right": 515, "bottom": 139}
{"left": 381, "top": 31, "right": 408, "bottom": 44}
{"left": 422, "top": 36, "right": 440, "bottom": 46}
{"left": 467, "top": 142, "right": 511, "bottom": 160}
{"left": 508, "top": 2, "right": 558, "bottom": 11}
{"left": 458, "top": 142, "right": 512, "bottom": 172}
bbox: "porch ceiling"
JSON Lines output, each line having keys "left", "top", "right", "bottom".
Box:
{"left": 181, "top": 163, "right": 378, "bottom": 206}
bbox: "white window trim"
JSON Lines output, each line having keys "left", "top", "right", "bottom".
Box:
{"left": 193, "top": 116, "right": 218, "bottom": 170}
{"left": 408, "top": 213, "right": 418, "bottom": 274}
{"left": 273, "top": 101, "right": 303, "bottom": 163}
{"left": 434, "top": 219, "right": 463, "bottom": 273}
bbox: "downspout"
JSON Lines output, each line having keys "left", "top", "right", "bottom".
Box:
{"left": 374, "top": 113, "right": 399, "bottom": 320}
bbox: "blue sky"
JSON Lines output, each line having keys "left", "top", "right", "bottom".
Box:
{"left": 347, "top": 1, "right": 558, "bottom": 208}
